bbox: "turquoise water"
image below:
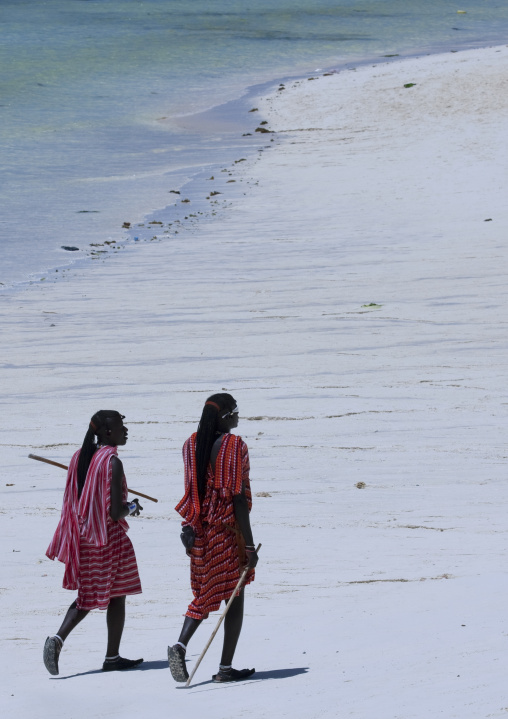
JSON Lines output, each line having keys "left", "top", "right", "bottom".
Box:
{"left": 2, "top": 0, "right": 508, "bottom": 288}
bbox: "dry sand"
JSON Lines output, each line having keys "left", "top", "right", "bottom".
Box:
{"left": 1, "top": 44, "right": 508, "bottom": 718}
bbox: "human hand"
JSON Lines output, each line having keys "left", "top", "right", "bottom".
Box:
{"left": 180, "top": 525, "right": 195, "bottom": 555}
{"left": 245, "top": 545, "right": 258, "bottom": 569}
{"left": 128, "top": 498, "right": 143, "bottom": 516}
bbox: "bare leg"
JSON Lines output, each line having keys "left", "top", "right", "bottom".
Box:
{"left": 220, "top": 588, "right": 244, "bottom": 666}
{"left": 106, "top": 595, "right": 125, "bottom": 657}
{"left": 103, "top": 596, "right": 143, "bottom": 671}
{"left": 56, "top": 599, "right": 89, "bottom": 641}
{"left": 44, "top": 599, "right": 89, "bottom": 675}
{"left": 168, "top": 615, "right": 202, "bottom": 682}
{"left": 178, "top": 615, "right": 202, "bottom": 646}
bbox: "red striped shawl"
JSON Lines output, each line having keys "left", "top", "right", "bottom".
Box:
{"left": 175, "top": 432, "right": 245, "bottom": 532}
{"left": 46, "top": 445, "right": 128, "bottom": 590}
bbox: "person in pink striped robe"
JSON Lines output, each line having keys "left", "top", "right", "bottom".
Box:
{"left": 43, "top": 411, "right": 143, "bottom": 675}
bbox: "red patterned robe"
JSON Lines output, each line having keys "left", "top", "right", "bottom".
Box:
{"left": 46, "top": 446, "right": 142, "bottom": 610}
{"left": 175, "top": 432, "right": 254, "bottom": 620}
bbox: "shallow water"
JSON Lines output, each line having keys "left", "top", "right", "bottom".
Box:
{"left": 2, "top": 0, "right": 508, "bottom": 289}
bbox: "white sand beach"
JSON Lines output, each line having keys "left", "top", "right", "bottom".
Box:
{"left": 1, "top": 44, "right": 508, "bottom": 718}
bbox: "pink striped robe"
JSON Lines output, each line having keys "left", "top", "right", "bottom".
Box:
{"left": 46, "top": 446, "right": 141, "bottom": 610}
{"left": 175, "top": 433, "right": 254, "bottom": 620}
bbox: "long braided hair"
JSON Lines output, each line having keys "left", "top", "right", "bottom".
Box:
{"left": 195, "top": 393, "right": 237, "bottom": 500}
{"left": 77, "top": 410, "right": 123, "bottom": 497}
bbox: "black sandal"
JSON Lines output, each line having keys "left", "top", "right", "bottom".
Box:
{"left": 102, "top": 656, "right": 143, "bottom": 672}
{"left": 212, "top": 667, "right": 255, "bottom": 682}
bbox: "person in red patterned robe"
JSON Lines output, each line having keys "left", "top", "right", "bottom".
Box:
{"left": 43, "top": 411, "right": 143, "bottom": 675}
{"left": 168, "top": 393, "right": 259, "bottom": 683}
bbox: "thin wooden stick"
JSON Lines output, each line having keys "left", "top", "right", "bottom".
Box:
{"left": 185, "top": 543, "right": 261, "bottom": 688}
{"left": 28, "top": 453, "right": 159, "bottom": 503}
{"left": 119, "top": 487, "right": 158, "bottom": 504}
{"left": 29, "top": 453, "right": 68, "bottom": 470}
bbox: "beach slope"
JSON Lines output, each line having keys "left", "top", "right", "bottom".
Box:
{"left": 1, "top": 45, "right": 507, "bottom": 718}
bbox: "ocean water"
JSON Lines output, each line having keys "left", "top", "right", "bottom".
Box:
{"left": 2, "top": 0, "right": 508, "bottom": 290}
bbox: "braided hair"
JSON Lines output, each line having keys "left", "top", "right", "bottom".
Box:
{"left": 77, "top": 410, "right": 123, "bottom": 497}
{"left": 195, "top": 393, "right": 237, "bottom": 500}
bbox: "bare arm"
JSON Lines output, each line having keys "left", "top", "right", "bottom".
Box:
{"left": 233, "top": 440, "right": 258, "bottom": 567}
{"left": 233, "top": 484, "right": 258, "bottom": 568}
{"left": 233, "top": 487, "right": 254, "bottom": 547}
{"left": 110, "top": 456, "right": 130, "bottom": 522}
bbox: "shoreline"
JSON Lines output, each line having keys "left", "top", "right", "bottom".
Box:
{"left": 3, "top": 38, "right": 505, "bottom": 297}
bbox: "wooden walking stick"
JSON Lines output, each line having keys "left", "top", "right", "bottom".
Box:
{"left": 28, "top": 453, "right": 159, "bottom": 503}
{"left": 185, "top": 543, "right": 261, "bottom": 688}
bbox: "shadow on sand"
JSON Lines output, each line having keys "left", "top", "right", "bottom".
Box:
{"left": 179, "top": 666, "right": 309, "bottom": 690}
{"left": 52, "top": 659, "right": 168, "bottom": 680}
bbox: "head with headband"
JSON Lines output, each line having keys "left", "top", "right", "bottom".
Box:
{"left": 77, "top": 410, "right": 127, "bottom": 496}
{"left": 204, "top": 399, "right": 239, "bottom": 421}
{"left": 195, "top": 393, "right": 239, "bottom": 500}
